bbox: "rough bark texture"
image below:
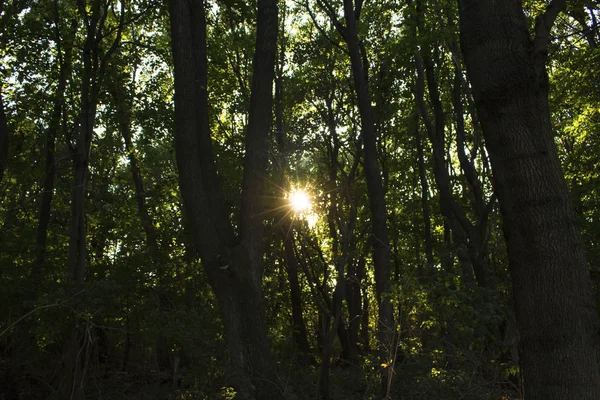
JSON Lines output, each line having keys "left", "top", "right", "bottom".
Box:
{"left": 458, "top": 1, "right": 600, "bottom": 398}
{"left": 169, "top": 0, "right": 281, "bottom": 398}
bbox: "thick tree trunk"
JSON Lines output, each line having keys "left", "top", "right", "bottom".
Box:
{"left": 169, "top": 0, "right": 281, "bottom": 398}
{"left": 212, "top": 248, "right": 280, "bottom": 399}
{"left": 458, "top": 1, "right": 600, "bottom": 398}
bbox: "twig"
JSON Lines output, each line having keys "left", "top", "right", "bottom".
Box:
{"left": 0, "top": 290, "right": 85, "bottom": 338}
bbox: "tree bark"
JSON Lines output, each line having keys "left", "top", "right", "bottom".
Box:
{"left": 169, "top": 0, "right": 281, "bottom": 398}
{"left": 458, "top": 1, "right": 600, "bottom": 398}
{"left": 0, "top": 88, "right": 7, "bottom": 185}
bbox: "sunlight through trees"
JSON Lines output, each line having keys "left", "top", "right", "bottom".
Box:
{"left": 0, "top": 0, "right": 599, "bottom": 399}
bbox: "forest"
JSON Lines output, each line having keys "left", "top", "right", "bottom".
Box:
{"left": 1, "top": 0, "right": 599, "bottom": 399}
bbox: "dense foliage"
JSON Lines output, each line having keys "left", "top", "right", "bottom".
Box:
{"left": 0, "top": 0, "right": 598, "bottom": 399}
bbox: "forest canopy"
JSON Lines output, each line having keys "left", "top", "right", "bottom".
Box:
{"left": 1, "top": 0, "right": 599, "bottom": 399}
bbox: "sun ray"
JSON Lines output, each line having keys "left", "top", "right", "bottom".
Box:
{"left": 289, "top": 188, "right": 312, "bottom": 213}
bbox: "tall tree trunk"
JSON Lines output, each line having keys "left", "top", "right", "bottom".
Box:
{"left": 345, "top": 259, "right": 362, "bottom": 357}
{"left": 63, "top": 2, "right": 124, "bottom": 398}
{"left": 339, "top": 0, "right": 394, "bottom": 391}
{"left": 169, "top": 0, "right": 281, "bottom": 398}
{"left": 110, "top": 66, "right": 176, "bottom": 376}
{"left": 115, "top": 94, "right": 159, "bottom": 259}
{"left": 411, "top": 0, "right": 493, "bottom": 288}
{"left": 283, "top": 234, "right": 312, "bottom": 361}
{"left": 414, "top": 48, "right": 490, "bottom": 288}
{"left": 63, "top": 8, "right": 99, "bottom": 399}
{"left": 32, "top": 5, "right": 74, "bottom": 280}
{"left": 413, "top": 115, "right": 434, "bottom": 276}
{"left": 0, "top": 2, "right": 6, "bottom": 184}
{"left": 0, "top": 88, "right": 7, "bottom": 185}
{"left": 358, "top": 257, "right": 370, "bottom": 352}
{"left": 458, "top": 1, "right": 600, "bottom": 398}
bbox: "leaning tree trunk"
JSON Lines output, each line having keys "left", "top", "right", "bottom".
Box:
{"left": 458, "top": 1, "right": 600, "bottom": 399}
{"left": 169, "top": 0, "right": 281, "bottom": 398}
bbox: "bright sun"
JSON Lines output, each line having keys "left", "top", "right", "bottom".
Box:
{"left": 289, "top": 189, "right": 311, "bottom": 213}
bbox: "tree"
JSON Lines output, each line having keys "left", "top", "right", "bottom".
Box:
{"left": 32, "top": 0, "right": 75, "bottom": 281}
{"left": 458, "top": 1, "right": 600, "bottom": 398}
{"left": 313, "top": 0, "right": 395, "bottom": 392}
{"left": 169, "top": 0, "right": 282, "bottom": 398}
{"left": 1, "top": 0, "right": 599, "bottom": 398}
{"left": 63, "top": 1, "right": 124, "bottom": 397}
{"left": 0, "top": 0, "right": 8, "bottom": 185}
{"left": 0, "top": 87, "right": 7, "bottom": 184}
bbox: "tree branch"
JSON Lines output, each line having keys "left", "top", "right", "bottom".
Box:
{"left": 533, "top": 0, "right": 568, "bottom": 75}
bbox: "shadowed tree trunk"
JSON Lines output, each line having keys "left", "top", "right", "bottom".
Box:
{"left": 458, "top": 1, "right": 600, "bottom": 398}
{"left": 315, "top": 0, "right": 394, "bottom": 391}
{"left": 339, "top": 7, "right": 394, "bottom": 387}
{"left": 32, "top": 2, "right": 74, "bottom": 280}
{"left": 62, "top": 2, "right": 124, "bottom": 398}
{"left": 169, "top": 0, "right": 281, "bottom": 398}
{"left": 110, "top": 59, "right": 177, "bottom": 377}
{"left": 410, "top": 0, "right": 495, "bottom": 289}
{"left": 413, "top": 46, "right": 492, "bottom": 288}
{"left": 0, "top": 87, "right": 7, "bottom": 185}
{"left": 413, "top": 114, "right": 434, "bottom": 277}
{"left": 0, "top": 3, "right": 7, "bottom": 186}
